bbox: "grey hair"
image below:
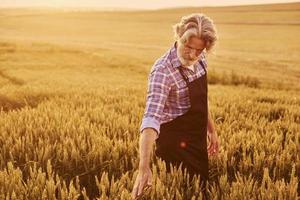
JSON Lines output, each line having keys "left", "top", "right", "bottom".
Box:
{"left": 173, "top": 13, "right": 218, "bottom": 53}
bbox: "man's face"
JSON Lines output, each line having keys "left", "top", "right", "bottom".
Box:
{"left": 177, "top": 36, "right": 206, "bottom": 67}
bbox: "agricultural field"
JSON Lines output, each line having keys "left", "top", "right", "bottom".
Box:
{"left": 0, "top": 2, "right": 299, "bottom": 199}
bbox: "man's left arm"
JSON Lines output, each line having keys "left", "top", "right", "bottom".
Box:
{"left": 207, "top": 100, "right": 220, "bottom": 156}
{"left": 207, "top": 100, "right": 215, "bottom": 135}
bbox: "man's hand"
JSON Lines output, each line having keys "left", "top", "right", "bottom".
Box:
{"left": 131, "top": 166, "right": 152, "bottom": 199}
{"left": 131, "top": 128, "right": 156, "bottom": 199}
{"left": 207, "top": 131, "right": 220, "bottom": 157}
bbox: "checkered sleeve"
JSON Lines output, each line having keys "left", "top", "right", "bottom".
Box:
{"left": 140, "top": 64, "right": 171, "bottom": 138}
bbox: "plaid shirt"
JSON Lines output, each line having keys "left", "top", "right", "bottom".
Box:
{"left": 140, "top": 41, "right": 208, "bottom": 138}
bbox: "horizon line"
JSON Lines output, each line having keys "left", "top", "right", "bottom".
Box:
{"left": 0, "top": 1, "right": 299, "bottom": 11}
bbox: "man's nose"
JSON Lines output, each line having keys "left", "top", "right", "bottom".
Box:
{"left": 190, "top": 49, "right": 200, "bottom": 56}
{"left": 189, "top": 51, "right": 198, "bottom": 58}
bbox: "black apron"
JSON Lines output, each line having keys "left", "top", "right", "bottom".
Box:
{"left": 155, "top": 60, "right": 209, "bottom": 194}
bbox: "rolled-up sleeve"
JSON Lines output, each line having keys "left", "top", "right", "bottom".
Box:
{"left": 140, "top": 64, "right": 171, "bottom": 138}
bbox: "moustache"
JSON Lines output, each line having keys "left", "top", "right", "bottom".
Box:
{"left": 188, "top": 55, "right": 198, "bottom": 61}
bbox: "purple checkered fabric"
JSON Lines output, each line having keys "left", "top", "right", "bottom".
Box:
{"left": 140, "top": 41, "right": 208, "bottom": 138}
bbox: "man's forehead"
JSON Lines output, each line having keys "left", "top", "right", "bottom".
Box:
{"left": 186, "top": 37, "right": 206, "bottom": 50}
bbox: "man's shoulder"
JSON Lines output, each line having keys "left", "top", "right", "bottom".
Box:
{"left": 150, "top": 52, "right": 173, "bottom": 76}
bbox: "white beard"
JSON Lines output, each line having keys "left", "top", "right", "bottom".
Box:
{"left": 177, "top": 50, "right": 200, "bottom": 67}
{"left": 176, "top": 43, "right": 201, "bottom": 67}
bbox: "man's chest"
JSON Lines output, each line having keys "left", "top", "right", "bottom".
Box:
{"left": 167, "top": 63, "right": 206, "bottom": 101}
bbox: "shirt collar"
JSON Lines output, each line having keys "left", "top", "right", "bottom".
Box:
{"left": 169, "top": 41, "right": 183, "bottom": 68}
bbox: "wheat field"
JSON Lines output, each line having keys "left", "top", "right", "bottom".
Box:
{"left": 0, "top": 2, "right": 299, "bottom": 200}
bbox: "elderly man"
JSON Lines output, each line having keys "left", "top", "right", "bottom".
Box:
{"left": 132, "top": 13, "right": 220, "bottom": 199}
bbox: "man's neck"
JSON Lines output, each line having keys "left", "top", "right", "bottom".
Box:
{"left": 187, "top": 65, "right": 195, "bottom": 72}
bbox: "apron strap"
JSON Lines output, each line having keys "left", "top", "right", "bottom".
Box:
{"left": 178, "top": 67, "right": 189, "bottom": 83}
{"left": 199, "top": 59, "right": 207, "bottom": 74}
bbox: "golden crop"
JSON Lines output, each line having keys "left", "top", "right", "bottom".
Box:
{"left": 0, "top": 2, "right": 299, "bottom": 200}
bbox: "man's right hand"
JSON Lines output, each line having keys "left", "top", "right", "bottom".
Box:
{"left": 131, "top": 128, "right": 156, "bottom": 199}
{"left": 131, "top": 166, "right": 153, "bottom": 199}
